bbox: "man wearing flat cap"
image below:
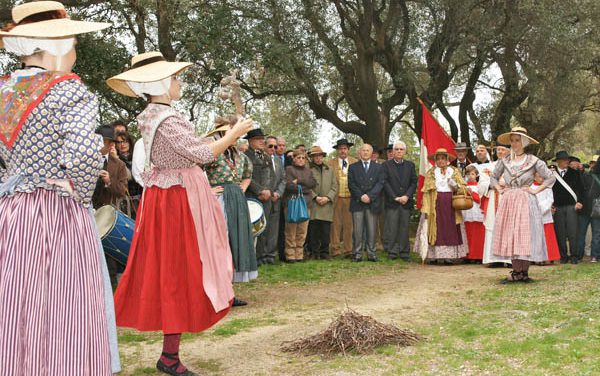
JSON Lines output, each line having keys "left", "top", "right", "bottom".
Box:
{"left": 552, "top": 150, "right": 585, "bottom": 264}
{"left": 244, "top": 128, "right": 274, "bottom": 265}
{"left": 92, "top": 124, "right": 128, "bottom": 289}
{"left": 92, "top": 125, "right": 128, "bottom": 209}
{"left": 307, "top": 146, "right": 338, "bottom": 259}
{"left": 327, "top": 138, "right": 357, "bottom": 258}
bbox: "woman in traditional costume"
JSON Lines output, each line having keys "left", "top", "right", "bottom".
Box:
{"left": 0, "top": 1, "right": 119, "bottom": 374}
{"left": 204, "top": 119, "right": 257, "bottom": 306}
{"left": 414, "top": 148, "right": 468, "bottom": 263}
{"left": 491, "top": 127, "right": 555, "bottom": 283}
{"left": 108, "top": 52, "right": 252, "bottom": 375}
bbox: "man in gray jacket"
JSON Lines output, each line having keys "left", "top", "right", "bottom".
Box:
{"left": 307, "top": 146, "right": 338, "bottom": 259}
{"left": 244, "top": 129, "right": 273, "bottom": 265}
{"left": 263, "top": 135, "right": 286, "bottom": 264}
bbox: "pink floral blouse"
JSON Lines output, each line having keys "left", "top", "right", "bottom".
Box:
{"left": 138, "top": 104, "right": 215, "bottom": 188}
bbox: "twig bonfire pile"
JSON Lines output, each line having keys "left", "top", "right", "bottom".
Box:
{"left": 281, "top": 308, "right": 421, "bottom": 356}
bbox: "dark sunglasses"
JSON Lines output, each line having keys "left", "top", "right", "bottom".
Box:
{"left": 267, "top": 144, "right": 276, "bottom": 148}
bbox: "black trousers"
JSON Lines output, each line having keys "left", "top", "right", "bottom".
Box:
{"left": 554, "top": 205, "right": 578, "bottom": 261}
{"left": 307, "top": 219, "right": 332, "bottom": 259}
{"left": 384, "top": 205, "right": 411, "bottom": 259}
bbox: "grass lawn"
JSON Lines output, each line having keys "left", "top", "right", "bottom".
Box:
{"left": 119, "top": 256, "right": 600, "bottom": 375}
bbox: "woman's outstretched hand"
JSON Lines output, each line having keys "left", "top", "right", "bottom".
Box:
{"left": 227, "top": 117, "right": 253, "bottom": 140}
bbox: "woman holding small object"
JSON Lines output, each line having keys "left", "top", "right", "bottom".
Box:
{"left": 108, "top": 51, "right": 252, "bottom": 375}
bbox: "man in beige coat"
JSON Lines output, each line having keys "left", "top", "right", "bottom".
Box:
{"left": 327, "top": 138, "right": 357, "bottom": 257}
{"left": 308, "top": 146, "right": 338, "bottom": 259}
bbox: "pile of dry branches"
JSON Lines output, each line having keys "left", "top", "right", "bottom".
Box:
{"left": 281, "top": 308, "right": 421, "bottom": 356}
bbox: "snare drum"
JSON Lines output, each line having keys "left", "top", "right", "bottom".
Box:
{"left": 247, "top": 198, "right": 267, "bottom": 238}
{"left": 95, "top": 205, "right": 135, "bottom": 266}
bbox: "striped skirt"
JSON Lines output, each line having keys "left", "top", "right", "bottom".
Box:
{"left": 492, "top": 188, "right": 547, "bottom": 262}
{"left": 0, "top": 189, "right": 111, "bottom": 375}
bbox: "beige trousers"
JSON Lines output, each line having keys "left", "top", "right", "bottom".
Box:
{"left": 330, "top": 197, "right": 353, "bottom": 256}
{"left": 285, "top": 219, "right": 310, "bottom": 261}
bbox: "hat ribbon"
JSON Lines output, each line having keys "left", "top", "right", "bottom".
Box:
{"left": 129, "top": 55, "right": 166, "bottom": 70}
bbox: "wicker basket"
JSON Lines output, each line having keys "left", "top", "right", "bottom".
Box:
{"left": 452, "top": 186, "right": 473, "bottom": 210}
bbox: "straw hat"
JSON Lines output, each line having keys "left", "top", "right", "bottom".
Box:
{"left": 428, "top": 148, "right": 456, "bottom": 162}
{"left": 497, "top": 126, "right": 539, "bottom": 145}
{"left": 0, "top": 1, "right": 109, "bottom": 44}
{"left": 202, "top": 123, "right": 231, "bottom": 138}
{"left": 106, "top": 51, "right": 192, "bottom": 97}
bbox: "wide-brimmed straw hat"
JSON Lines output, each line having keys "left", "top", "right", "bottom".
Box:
{"left": 202, "top": 123, "right": 231, "bottom": 138}
{"left": 106, "top": 51, "right": 192, "bottom": 97}
{"left": 0, "top": 1, "right": 109, "bottom": 46}
{"left": 308, "top": 145, "right": 326, "bottom": 157}
{"left": 428, "top": 148, "right": 456, "bottom": 162}
{"left": 497, "top": 126, "right": 539, "bottom": 145}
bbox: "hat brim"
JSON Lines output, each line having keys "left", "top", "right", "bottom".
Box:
{"left": 428, "top": 152, "right": 456, "bottom": 162}
{"left": 497, "top": 131, "right": 539, "bottom": 146}
{"left": 309, "top": 152, "right": 326, "bottom": 157}
{"left": 202, "top": 124, "right": 231, "bottom": 138}
{"left": 0, "top": 19, "right": 110, "bottom": 47}
{"left": 106, "top": 61, "right": 193, "bottom": 97}
{"left": 333, "top": 142, "right": 354, "bottom": 149}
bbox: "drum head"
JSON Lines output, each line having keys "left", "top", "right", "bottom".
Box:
{"left": 247, "top": 199, "right": 264, "bottom": 223}
{"left": 95, "top": 205, "right": 117, "bottom": 238}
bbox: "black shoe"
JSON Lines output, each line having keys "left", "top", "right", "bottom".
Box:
{"left": 571, "top": 258, "right": 579, "bottom": 264}
{"left": 560, "top": 259, "right": 568, "bottom": 264}
{"left": 284, "top": 259, "right": 296, "bottom": 263}
{"left": 388, "top": 254, "right": 398, "bottom": 260}
{"left": 352, "top": 257, "right": 362, "bottom": 262}
{"left": 232, "top": 297, "right": 248, "bottom": 307}
{"left": 368, "top": 257, "right": 378, "bottom": 262}
{"left": 157, "top": 353, "right": 198, "bottom": 376}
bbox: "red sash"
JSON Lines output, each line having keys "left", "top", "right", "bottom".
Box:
{"left": 0, "top": 71, "right": 80, "bottom": 149}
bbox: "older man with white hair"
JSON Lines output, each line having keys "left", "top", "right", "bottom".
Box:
{"left": 382, "top": 141, "right": 417, "bottom": 260}
{"left": 348, "top": 144, "right": 385, "bottom": 262}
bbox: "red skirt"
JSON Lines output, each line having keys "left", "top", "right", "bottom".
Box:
{"left": 544, "top": 223, "right": 560, "bottom": 262}
{"left": 464, "top": 221, "right": 485, "bottom": 260}
{"left": 114, "top": 186, "right": 231, "bottom": 333}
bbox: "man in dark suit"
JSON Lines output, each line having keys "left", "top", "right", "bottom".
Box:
{"left": 552, "top": 150, "right": 584, "bottom": 264}
{"left": 264, "top": 135, "right": 286, "bottom": 263}
{"left": 348, "top": 144, "right": 385, "bottom": 262}
{"left": 382, "top": 142, "right": 417, "bottom": 261}
{"left": 450, "top": 142, "right": 471, "bottom": 177}
{"left": 244, "top": 128, "right": 273, "bottom": 265}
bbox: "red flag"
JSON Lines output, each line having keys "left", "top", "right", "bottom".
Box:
{"left": 416, "top": 101, "right": 456, "bottom": 208}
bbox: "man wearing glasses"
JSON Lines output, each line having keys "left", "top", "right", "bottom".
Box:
{"left": 264, "top": 136, "right": 286, "bottom": 264}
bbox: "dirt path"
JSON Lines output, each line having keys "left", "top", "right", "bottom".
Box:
{"left": 119, "top": 264, "right": 510, "bottom": 375}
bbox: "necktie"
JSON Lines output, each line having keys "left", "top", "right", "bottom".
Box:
{"left": 560, "top": 170, "right": 565, "bottom": 177}
{"left": 271, "top": 155, "right": 276, "bottom": 173}
{"left": 342, "top": 159, "right": 347, "bottom": 169}
{"left": 364, "top": 162, "right": 369, "bottom": 173}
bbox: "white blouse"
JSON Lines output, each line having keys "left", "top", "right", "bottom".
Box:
{"left": 434, "top": 167, "right": 455, "bottom": 192}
